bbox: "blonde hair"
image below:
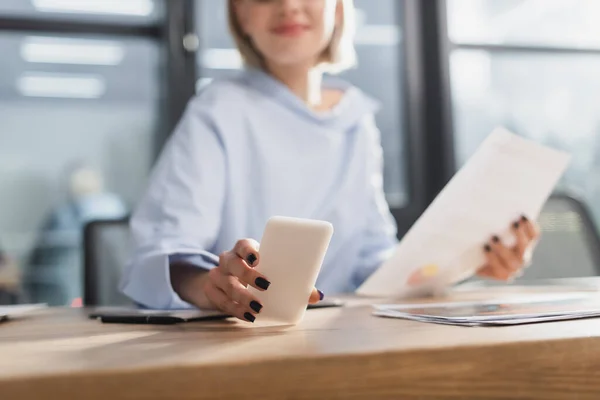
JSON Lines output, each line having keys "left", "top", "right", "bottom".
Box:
{"left": 227, "top": 0, "right": 357, "bottom": 74}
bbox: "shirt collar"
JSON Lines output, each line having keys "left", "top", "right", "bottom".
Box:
{"left": 241, "top": 67, "right": 381, "bottom": 129}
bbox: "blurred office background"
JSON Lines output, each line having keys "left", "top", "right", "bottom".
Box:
{"left": 0, "top": 0, "right": 599, "bottom": 305}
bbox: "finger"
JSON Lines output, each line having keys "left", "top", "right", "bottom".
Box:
{"left": 212, "top": 271, "right": 264, "bottom": 314}
{"left": 489, "top": 235, "right": 521, "bottom": 272}
{"left": 483, "top": 244, "right": 511, "bottom": 281}
{"left": 476, "top": 264, "right": 495, "bottom": 279}
{"left": 219, "top": 251, "right": 271, "bottom": 291}
{"left": 520, "top": 215, "right": 539, "bottom": 240}
{"left": 513, "top": 220, "right": 529, "bottom": 259}
{"left": 233, "top": 239, "right": 261, "bottom": 267}
{"left": 204, "top": 282, "right": 257, "bottom": 323}
{"left": 308, "top": 288, "right": 324, "bottom": 305}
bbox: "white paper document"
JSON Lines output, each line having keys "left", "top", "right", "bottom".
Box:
{"left": 357, "top": 127, "right": 571, "bottom": 298}
{"left": 0, "top": 303, "right": 47, "bottom": 321}
{"left": 373, "top": 293, "right": 600, "bottom": 327}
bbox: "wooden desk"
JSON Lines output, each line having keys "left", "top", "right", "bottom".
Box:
{"left": 2, "top": 293, "right": 600, "bottom": 399}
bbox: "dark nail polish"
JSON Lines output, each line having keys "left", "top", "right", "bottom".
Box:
{"left": 244, "top": 312, "right": 255, "bottom": 323}
{"left": 318, "top": 290, "right": 325, "bottom": 301}
{"left": 492, "top": 236, "right": 499, "bottom": 243}
{"left": 521, "top": 215, "right": 528, "bottom": 222}
{"left": 247, "top": 253, "right": 257, "bottom": 266}
{"left": 484, "top": 244, "right": 491, "bottom": 252}
{"left": 513, "top": 221, "right": 520, "bottom": 229}
{"left": 255, "top": 277, "right": 271, "bottom": 290}
{"left": 250, "top": 301, "right": 263, "bottom": 313}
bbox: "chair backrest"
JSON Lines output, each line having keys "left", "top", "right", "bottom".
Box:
{"left": 518, "top": 193, "right": 600, "bottom": 280}
{"left": 83, "top": 218, "right": 134, "bottom": 306}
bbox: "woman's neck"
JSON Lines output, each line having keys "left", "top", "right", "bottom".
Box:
{"left": 265, "top": 62, "right": 323, "bottom": 107}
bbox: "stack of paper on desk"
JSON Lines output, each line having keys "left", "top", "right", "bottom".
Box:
{"left": 357, "top": 127, "right": 571, "bottom": 299}
{"left": 373, "top": 294, "right": 600, "bottom": 326}
{"left": 0, "top": 304, "right": 47, "bottom": 322}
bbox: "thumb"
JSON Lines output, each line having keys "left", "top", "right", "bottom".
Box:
{"left": 308, "top": 287, "right": 324, "bottom": 304}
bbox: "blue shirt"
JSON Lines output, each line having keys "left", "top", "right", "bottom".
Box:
{"left": 120, "top": 68, "right": 398, "bottom": 309}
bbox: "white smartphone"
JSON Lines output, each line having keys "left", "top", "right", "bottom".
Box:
{"left": 248, "top": 216, "right": 334, "bottom": 325}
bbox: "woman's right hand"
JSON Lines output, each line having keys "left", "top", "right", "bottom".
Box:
{"left": 171, "top": 239, "right": 323, "bottom": 323}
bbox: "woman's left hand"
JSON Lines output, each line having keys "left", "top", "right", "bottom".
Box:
{"left": 477, "top": 215, "right": 540, "bottom": 281}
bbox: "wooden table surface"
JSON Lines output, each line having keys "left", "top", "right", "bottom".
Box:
{"left": 2, "top": 289, "right": 600, "bottom": 399}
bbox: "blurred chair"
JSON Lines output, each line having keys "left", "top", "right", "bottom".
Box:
{"left": 24, "top": 164, "right": 128, "bottom": 306}
{"left": 83, "top": 217, "right": 134, "bottom": 306}
{"left": 518, "top": 193, "right": 600, "bottom": 280}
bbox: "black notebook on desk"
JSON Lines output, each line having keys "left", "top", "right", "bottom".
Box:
{"left": 89, "top": 298, "right": 344, "bottom": 325}
{"left": 89, "top": 308, "right": 228, "bottom": 324}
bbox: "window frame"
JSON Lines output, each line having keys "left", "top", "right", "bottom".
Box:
{"left": 392, "top": 0, "right": 456, "bottom": 237}
{"left": 444, "top": 0, "right": 600, "bottom": 234}
{"left": 0, "top": 0, "right": 197, "bottom": 158}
